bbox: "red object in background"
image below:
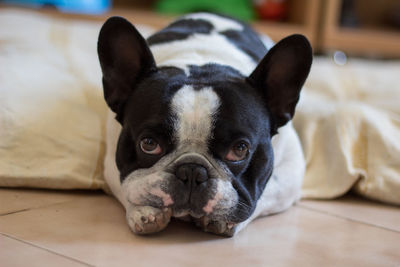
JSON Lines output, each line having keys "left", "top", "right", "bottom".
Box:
{"left": 254, "top": 0, "right": 288, "bottom": 21}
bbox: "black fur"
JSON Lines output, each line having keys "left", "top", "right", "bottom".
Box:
{"left": 248, "top": 34, "right": 312, "bottom": 133}
{"left": 147, "top": 19, "right": 214, "bottom": 45}
{"left": 98, "top": 16, "right": 157, "bottom": 123}
{"left": 219, "top": 28, "right": 267, "bottom": 62}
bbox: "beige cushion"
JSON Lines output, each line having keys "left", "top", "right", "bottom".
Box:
{"left": 0, "top": 10, "right": 109, "bottom": 189}
{"left": 295, "top": 58, "right": 400, "bottom": 205}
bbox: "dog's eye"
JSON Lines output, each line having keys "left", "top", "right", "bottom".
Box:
{"left": 225, "top": 141, "right": 249, "bottom": 162}
{"left": 140, "top": 137, "right": 162, "bottom": 155}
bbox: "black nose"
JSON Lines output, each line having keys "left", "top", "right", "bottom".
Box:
{"left": 175, "top": 163, "right": 209, "bottom": 184}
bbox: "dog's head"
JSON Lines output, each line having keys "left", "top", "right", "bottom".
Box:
{"left": 98, "top": 17, "right": 312, "bottom": 226}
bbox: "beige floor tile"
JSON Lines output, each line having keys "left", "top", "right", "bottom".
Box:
{"left": 0, "top": 233, "right": 90, "bottom": 267}
{"left": 299, "top": 195, "right": 400, "bottom": 232}
{"left": 0, "top": 193, "right": 399, "bottom": 267}
{"left": 0, "top": 188, "right": 100, "bottom": 216}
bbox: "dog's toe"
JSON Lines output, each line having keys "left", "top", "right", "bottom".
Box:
{"left": 195, "top": 216, "right": 237, "bottom": 237}
{"left": 127, "top": 206, "right": 172, "bottom": 234}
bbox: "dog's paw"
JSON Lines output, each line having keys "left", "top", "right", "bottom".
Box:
{"left": 126, "top": 206, "right": 172, "bottom": 235}
{"left": 194, "top": 216, "right": 237, "bottom": 237}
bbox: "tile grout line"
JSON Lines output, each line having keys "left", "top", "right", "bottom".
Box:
{"left": 297, "top": 205, "right": 400, "bottom": 234}
{"left": 0, "top": 195, "right": 106, "bottom": 217}
{"left": 1, "top": 232, "right": 95, "bottom": 267}
{"left": 0, "top": 202, "right": 73, "bottom": 217}
{"left": 0, "top": 208, "right": 31, "bottom": 216}
{"left": 0, "top": 202, "right": 71, "bottom": 216}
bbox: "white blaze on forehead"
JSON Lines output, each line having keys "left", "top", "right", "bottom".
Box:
{"left": 183, "top": 12, "right": 244, "bottom": 32}
{"left": 171, "top": 85, "right": 220, "bottom": 144}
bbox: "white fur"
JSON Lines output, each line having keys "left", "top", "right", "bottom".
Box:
{"left": 150, "top": 32, "right": 256, "bottom": 76}
{"left": 260, "top": 35, "right": 275, "bottom": 50}
{"left": 183, "top": 12, "right": 244, "bottom": 32}
{"left": 203, "top": 179, "right": 238, "bottom": 214}
{"left": 171, "top": 85, "right": 220, "bottom": 145}
{"left": 122, "top": 171, "right": 172, "bottom": 207}
{"left": 103, "top": 111, "right": 127, "bottom": 207}
{"left": 150, "top": 13, "right": 255, "bottom": 76}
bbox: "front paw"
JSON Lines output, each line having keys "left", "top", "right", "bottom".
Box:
{"left": 194, "top": 216, "right": 237, "bottom": 237}
{"left": 126, "top": 206, "right": 172, "bottom": 235}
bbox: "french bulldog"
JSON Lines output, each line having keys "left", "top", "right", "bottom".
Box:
{"left": 98, "top": 12, "right": 312, "bottom": 237}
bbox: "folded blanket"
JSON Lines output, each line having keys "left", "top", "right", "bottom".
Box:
{"left": 295, "top": 58, "right": 400, "bottom": 205}
{"left": 0, "top": 9, "right": 399, "bottom": 205}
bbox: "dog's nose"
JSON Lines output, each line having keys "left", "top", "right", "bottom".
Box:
{"left": 175, "top": 163, "right": 208, "bottom": 184}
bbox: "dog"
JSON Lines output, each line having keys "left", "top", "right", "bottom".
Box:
{"left": 98, "top": 12, "right": 312, "bottom": 237}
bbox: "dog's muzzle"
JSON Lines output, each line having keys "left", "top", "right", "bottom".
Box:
{"left": 164, "top": 153, "right": 226, "bottom": 217}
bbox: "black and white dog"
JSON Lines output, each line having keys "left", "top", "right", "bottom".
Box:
{"left": 98, "top": 13, "right": 312, "bottom": 236}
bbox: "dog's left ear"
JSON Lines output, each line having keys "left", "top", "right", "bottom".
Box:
{"left": 98, "top": 16, "right": 157, "bottom": 122}
{"left": 248, "top": 34, "right": 312, "bottom": 134}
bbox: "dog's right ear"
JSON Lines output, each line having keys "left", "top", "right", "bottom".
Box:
{"left": 98, "top": 16, "right": 156, "bottom": 122}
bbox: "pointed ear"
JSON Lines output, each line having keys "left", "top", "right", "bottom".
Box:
{"left": 98, "top": 16, "right": 156, "bottom": 122}
{"left": 248, "top": 34, "right": 312, "bottom": 133}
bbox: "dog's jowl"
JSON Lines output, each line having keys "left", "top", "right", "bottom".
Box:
{"left": 98, "top": 12, "right": 312, "bottom": 236}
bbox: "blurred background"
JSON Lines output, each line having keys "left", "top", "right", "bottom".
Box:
{"left": 1, "top": 0, "right": 400, "bottom": 60}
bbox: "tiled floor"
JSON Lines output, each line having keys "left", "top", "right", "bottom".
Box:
{"left": 0, "top": 188, "right": 399, "bottom": 266}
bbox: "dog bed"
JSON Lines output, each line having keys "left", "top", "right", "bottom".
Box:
{"left": 0, "top": 9, "right": 399, "bottom": 205}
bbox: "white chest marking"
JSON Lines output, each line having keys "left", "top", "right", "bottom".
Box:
{"left": 171, "top": 85, "right": 220, "bottom": 145}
